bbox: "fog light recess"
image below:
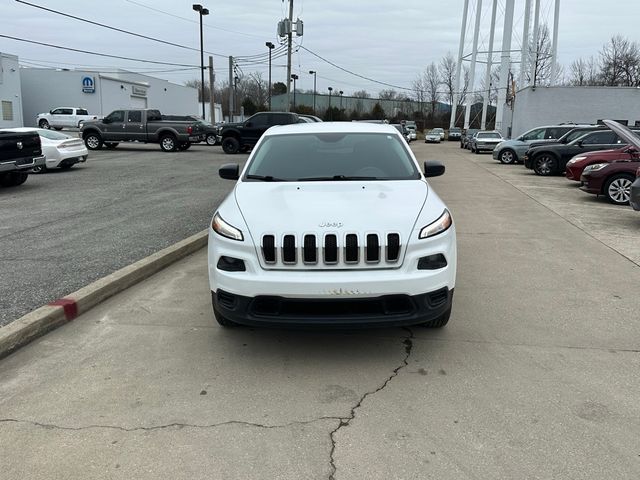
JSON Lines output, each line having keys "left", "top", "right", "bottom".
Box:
{"left": 417, "top": 254, "right": 448, "bottom": 270}
{"left": 217, "top": 256, "right": 246, "bottom": 272}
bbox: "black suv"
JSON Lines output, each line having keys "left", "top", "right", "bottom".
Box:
{"left": 220, "top": 112, "right": 299, "bottom": 154}
{"left": 524, "top": 128, "right": 636, "bottom": 176}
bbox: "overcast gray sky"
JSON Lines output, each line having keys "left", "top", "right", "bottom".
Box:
{"left": 3, "top": 0, "right": 639, "bottom": 96}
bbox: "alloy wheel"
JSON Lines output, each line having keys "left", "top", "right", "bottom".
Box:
{"left": 607, "top": 177, "right": 632, "bottom": 204}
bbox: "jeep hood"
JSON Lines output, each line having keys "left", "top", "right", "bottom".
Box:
{"left": 234, "top": 180, "right": 429, "bottom": 241}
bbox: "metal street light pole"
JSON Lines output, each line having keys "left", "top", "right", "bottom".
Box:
{"left": 308, "top": 70, "right": 317, "bottom": 113}
{"left": 266, "top": 42, "right": 275, "bottom": 110}
{"left": 328, "top": 86, "right": 333, "bottom": 120}
{"left": 291, "top": 74, "right": 299, "bottom": 109}
{"left": 192, "top": 4, "right": 209, "bottom": 119}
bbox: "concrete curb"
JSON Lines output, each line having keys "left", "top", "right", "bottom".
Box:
{"left": 0, "top": 229, "right": 208, "bottom": 359}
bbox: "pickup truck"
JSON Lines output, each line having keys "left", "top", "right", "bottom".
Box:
{"left": 37, "top": 107, "right": 100, "bottom": 130}
{"left": 0, "top": 130, "right": 46, "bottom": 187}
{"left": 220, "top": 112, "right": 299, "bottom": 154}
{"left": 80, "top": 109, "right": 206, "bottom": 152}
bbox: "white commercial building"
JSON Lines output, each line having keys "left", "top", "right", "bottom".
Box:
{"left": 0, "top": 53, "right": 24, "bottom": 128}
{"left": 505, "top": 86, "right": 640, "bottom": 138}
{"left": 20, "top": 67, "right": 199, "bottom": 127}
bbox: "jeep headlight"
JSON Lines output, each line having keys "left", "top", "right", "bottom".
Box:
{"left": 419, "top": 209, "right": 452, "bottom": 239}
{"left": 583, "top": 163, "right": 608, "bottom": 173}
{"left": 212, "top": 212, "right": 244, "bottom": 241}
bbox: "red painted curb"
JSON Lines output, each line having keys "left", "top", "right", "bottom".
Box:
{"left": 48, "top": 298, "right": 78, "bottom": 321}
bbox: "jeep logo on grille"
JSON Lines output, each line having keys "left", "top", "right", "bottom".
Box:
{"left": 16, "top": 141, "right": 23, "bottom": 150}
{"left": 319, "top": 221, "right": 343, "bottom": 228}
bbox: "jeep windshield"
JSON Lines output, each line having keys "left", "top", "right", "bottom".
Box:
{"left": 244, "top": 132, "right": 421, "bottom": 181}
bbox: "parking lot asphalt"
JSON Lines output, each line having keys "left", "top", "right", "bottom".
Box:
{"left": 0, "top": 143, "right": 245, "bottom": 326}
{"left": 1, "top": 141, "right": 639, "bottom": 479}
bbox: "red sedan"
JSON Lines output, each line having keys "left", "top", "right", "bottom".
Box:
{"left": 565, "top": 146, "right": 639, "bottom": 181}
{"left": 580, "top": 160, "right": 640, "bottom": 205}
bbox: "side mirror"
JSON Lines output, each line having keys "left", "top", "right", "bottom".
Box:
{"left": 423, "top": 161, "right": 445, "bottom": 178}
{"left": 49, "top": 110, "right": 54, "bottom": 114}
{"left": 245, "top": 122, "right": 253, "bottom": 128}
{"left": 102, "top": 117, "right": 111, "bottom": 124}
{"left": 219, "top": 163, "right": 240, "bottom": 180}
{"left": 577, "top": 140, "right": 584, "bottom": 147}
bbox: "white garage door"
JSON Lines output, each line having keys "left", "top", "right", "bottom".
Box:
{"left": 130, "top": 96, "right": 147, "bottom": 109}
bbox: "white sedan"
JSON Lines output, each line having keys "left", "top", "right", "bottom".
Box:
{"left": 4, "top": 128, "right": 88, "bottom": 172}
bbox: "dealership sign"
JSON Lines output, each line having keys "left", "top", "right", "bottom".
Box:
{"left": 82, "top": 76, "right": 95, "bottom": 93}
{"left": 131, "top": 85, "right": 147, "bottom": 97}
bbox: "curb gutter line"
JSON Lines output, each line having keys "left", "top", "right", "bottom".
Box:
{"left": 0, "top": 230, "right": 208, "bottom": 359}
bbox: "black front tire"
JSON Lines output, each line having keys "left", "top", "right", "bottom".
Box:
{"left": 222, "top": 137, "right": 240, "bottom": 154}
{"left": 32, "top": 164, "right": 47, "bottom": 173}
{"left": 160, "top": 135, "right": 177, "bottom": 152}
{"left": 38, "top": 119, "right": 50, "bottom": 129}
{"left": 206, "top": 134, "right": 217, "bottom": 146}
{"left": 533, "top": 153, "right": 558, "bottom": 176}
{"left": 84, "top": 133, "right": 103, "bottom": 150}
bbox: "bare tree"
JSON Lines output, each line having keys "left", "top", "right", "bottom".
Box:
{"left": 352, "top": 90, "right": 371, "bottom": 98}
{"left": 185, "top": 79, "right": 210, "bottom": 102}
{"left": 423, "top": 63, "right": 440, "bottom": 116}
{"left": 439, "top": 53, "right": 457, "bottom": 108}
{"left": 600, "top": 35, "right": 640, "bottom": 86}
{"left": 378, "top": 89, "right": 399, "bottom": 100}
{"left": 411, "top": 75, "right": 427, "bottom": 116}
{"left": 528, "top": 24, "right": 562, "bottom": 86}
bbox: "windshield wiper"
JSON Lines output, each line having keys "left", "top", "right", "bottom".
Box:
{"left": 296, "top": 175, "right": 380, "bottom": 181}
{"left": 245, "top": 174, "right": 285, "bottom": 182}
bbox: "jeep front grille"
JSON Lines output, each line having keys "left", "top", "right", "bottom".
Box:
{"left": 260, "top": 232, "right": 402, "bottom": 268}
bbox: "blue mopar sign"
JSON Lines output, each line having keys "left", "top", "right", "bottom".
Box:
{"left": 82, "top": 76, "right": 95, "bottom": 93}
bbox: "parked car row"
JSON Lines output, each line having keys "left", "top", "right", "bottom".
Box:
{"left": 471, "top": 120, "right": 640, "bottom": 209}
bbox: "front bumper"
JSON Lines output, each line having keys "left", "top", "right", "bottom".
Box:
{"left": 630, "top": 177, "right": 640, "bottom": 211}
{"left": 565, "top": 164, "right": 582, "bottom": 181}
{"left": 579, "top": 174, "right": 600, "bottom": 195}
{"left": 208, "top": 223, "right": 457, "bottom": 326}
{"left": 212, "top": 288, "right": 453, "bottom": 327}
{"left": 523, "top": 155, "right": 533, "bottom": 169}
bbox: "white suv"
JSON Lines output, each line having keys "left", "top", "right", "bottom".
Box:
{"left": 208, "top": 122, "right": 457, "bottom": 328}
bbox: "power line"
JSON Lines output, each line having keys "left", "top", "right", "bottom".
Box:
{"left": 124, "top": 0, "right": 270, "bottom": 40}
{"left": 0, "top": 34, "right": 200, "bottom": 67}
{"left": 15, "top": 0, "right": 228, "bottom": 58}
{"left": 299, "top": 46, "right": 414, "bottom": 92}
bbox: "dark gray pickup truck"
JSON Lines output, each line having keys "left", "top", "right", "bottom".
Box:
{"left": 0, "top": 130, "right": 45, "bottom": 187}
{"left": 80, "top": 109, "right": 205, "bottom": 152}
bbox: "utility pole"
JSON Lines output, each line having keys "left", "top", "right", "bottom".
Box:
{"left": 228, "top": 56, "right": 234, "bottom": 121}
{"left": 291, "top": 74, "right": 298, "bottom": 109}
{"left": 208, "top": 56, "right": 215, "bottom": 123}
{"left": 286, "top": 0, "right": 294, "bottom": 112}
{"left": 266, "top": 42, "right": 275, "bottom": 110}
{"left": 309, "top": 70, "right": 317, "bottom": 114}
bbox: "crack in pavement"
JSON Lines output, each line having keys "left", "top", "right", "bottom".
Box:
{"left": 328, "top": 327, "right": 414, "bottom": 480}
{"left": 0, "top": 416, "right": 341, "bottom": 433}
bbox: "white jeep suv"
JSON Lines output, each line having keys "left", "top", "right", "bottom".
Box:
{"left": 208, "top": 122, "right": 457, "bottom": 328}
